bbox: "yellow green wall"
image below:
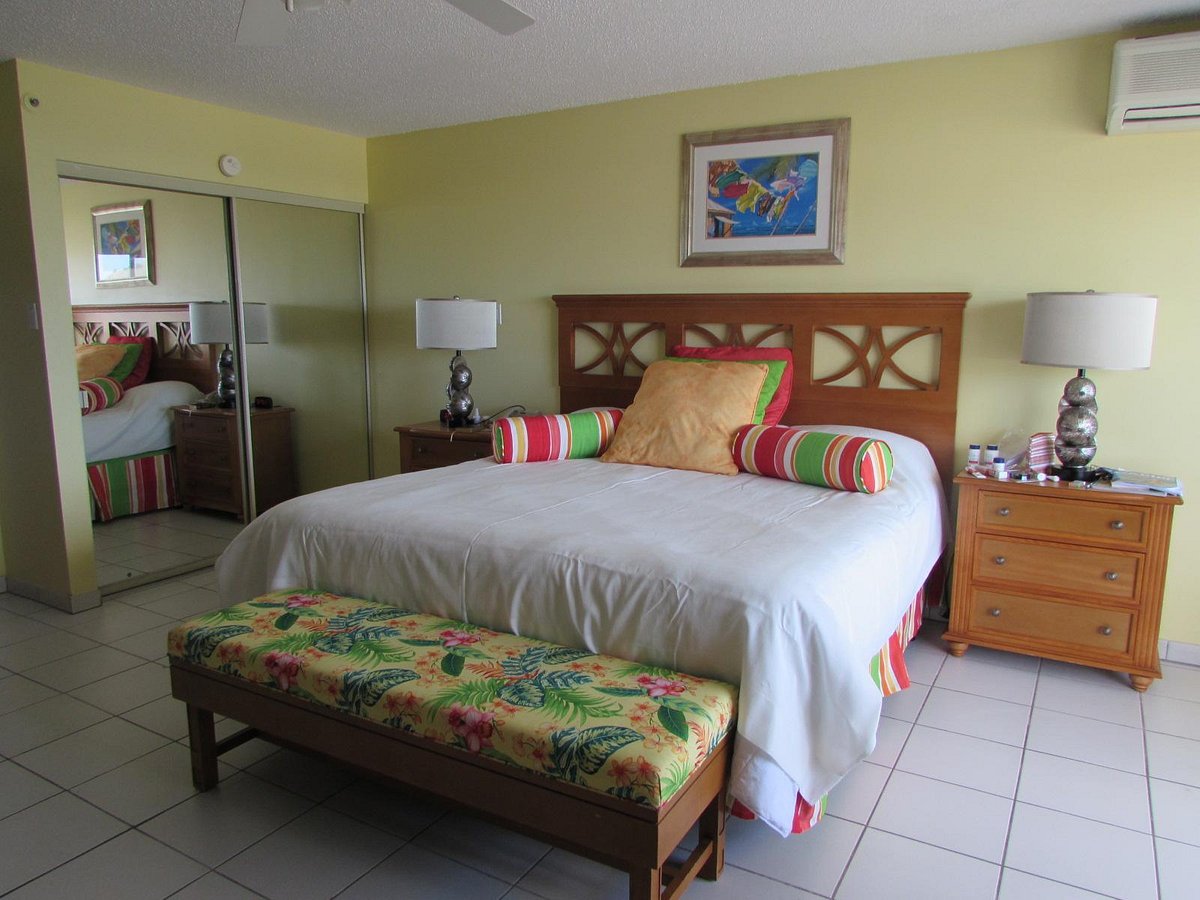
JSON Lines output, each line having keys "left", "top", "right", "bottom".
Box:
{"left": 60, "top": 180, "right": 230, "bottom": 307}
{"left": 365, "top": 33, "right": 1200, "bottom": 643}
{"left": 1, "top": 59, "right": 366, "bottom": 608}
{"left": 0, "top": 61, "right": 71, "bottom": 594}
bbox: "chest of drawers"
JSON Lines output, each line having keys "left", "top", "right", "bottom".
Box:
{"left": 944, "top": 474, "right": 1180, "bottom": 690}
{"left": 173, "top": 406, "right": 296, "bottom": 520}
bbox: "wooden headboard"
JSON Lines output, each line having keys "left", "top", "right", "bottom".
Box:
{"left": 72, "top": 304, "right": 217, "bottom": 393}
{"left": 554, "top": 292, "right": 968, "bottom": 487}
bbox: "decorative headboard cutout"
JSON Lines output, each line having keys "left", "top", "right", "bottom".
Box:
{"left": 554, "top": 293, "right": 968, "bottom": 487}
{"left": 72, "top": 304, "right": 217, "bottom": 393}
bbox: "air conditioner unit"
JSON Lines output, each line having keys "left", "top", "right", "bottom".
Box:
{"left": 1107, "top": 30, "right": 1200, "bottom": 134}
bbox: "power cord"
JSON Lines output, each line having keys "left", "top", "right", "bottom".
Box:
{"left": 477, "top": 404, "right": 527, "bottom": 426}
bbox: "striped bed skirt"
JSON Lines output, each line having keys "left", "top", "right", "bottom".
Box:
{"left": 732, "top": 588, "right": 925, "bottom": 834}
{"left": 87, "top": 448, "right": 180, "bottom": 523}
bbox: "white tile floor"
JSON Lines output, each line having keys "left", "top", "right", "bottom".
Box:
{"left": 91, "top": 509, "right": 243, "bottom": 590}
{"left": 1, "top": 576, "right": 1199, "bottom": 899}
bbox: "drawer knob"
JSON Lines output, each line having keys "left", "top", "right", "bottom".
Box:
{"left": 989, "top": 607, "right": 1002, "bottom": 617}
{"left": 1111, "top": 520, "right": 1125, "bottom": 531}
{"left": 1105, "top": 571, "right": 1119, "bottom": 582}
{"left": 1100, "top": 625, "right": 1113, "bottom": 636}
{"left": 993, "top": 556, "right": 1006, "bottom": 566}
{"left": 414, "top": 445, "right": 426, "bottom": 455}
{"left": 997, "top": 507, "right": 1011, "bottom": 517}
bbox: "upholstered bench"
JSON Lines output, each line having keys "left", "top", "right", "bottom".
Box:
{"left": 168, "top": 589, "right": 737, "bottom": 900}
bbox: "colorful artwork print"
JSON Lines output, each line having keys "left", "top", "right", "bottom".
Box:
{"left": 99, "top": 219, "right": 144, "bottom": 258}
{"left": 706, "top": 154, "right": 820, "bottom": 239}
{"left": 92, "top": 201, "right": 155, "bottom": 286}
{"left": 680, "top": 118, "right": 848, "bottom": 267}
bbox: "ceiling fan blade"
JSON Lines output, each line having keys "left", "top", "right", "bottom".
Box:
{"left": 443, "top": 0, "right": 534, "bottom": 36}
{"left": 236, "top": 0, "right": 289, "bottom": 46}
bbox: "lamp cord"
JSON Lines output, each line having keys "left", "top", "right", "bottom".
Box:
{"left": 477, "top": 404, "right": 526, "bottom": 425}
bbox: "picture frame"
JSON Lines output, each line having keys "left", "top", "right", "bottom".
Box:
{"left": 92, "top": 200, "right": 156, "bottom": 286}
{"left": 679, "top": 118, "right": 849, "bottom": 267}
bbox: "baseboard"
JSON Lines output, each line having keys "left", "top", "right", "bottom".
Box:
{"left": 1160, "top": 638, "right": 1200, "bottom": 668}
{"left": 7, "top": 578, "right": 101, "bottom": 613}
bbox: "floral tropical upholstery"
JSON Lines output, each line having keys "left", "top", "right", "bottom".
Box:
{"left": 168, "top": 589, "right": 737, "bottom": 808}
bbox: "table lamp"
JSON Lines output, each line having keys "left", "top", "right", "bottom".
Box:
{"left": 1021, "top": 291, "right": 1156, "bottom": 482}
{"left": 188, "top": 302, "right": 270, "bottom": 408}
{"left": 415, "top": 296, "right": 501, "bottom": 427}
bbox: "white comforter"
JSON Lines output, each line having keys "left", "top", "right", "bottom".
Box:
{"left": 82, "top": 380, "right": 202, "bottom": 463}
{"left": 217, "top": 425, "right": 946, "bottom": 835}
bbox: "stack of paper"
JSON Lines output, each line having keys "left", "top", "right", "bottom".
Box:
{"left": 1093, "top": 469, "right": 1183, "bottom": 497}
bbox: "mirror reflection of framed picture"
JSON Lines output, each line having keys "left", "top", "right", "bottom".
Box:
{"left": 92, "top": 200, "right": 155, "bottom": 286}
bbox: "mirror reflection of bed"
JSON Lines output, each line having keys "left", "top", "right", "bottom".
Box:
{"left": 73, "top": 304, "right": 244, "bottom": 590}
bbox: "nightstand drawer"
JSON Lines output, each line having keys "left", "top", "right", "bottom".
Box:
{"left": 408, "top": 436, "right": 493, "bottom": 468}
{"left": 973, "top": 536, "right": 1139, "bottom": 602}
{"left": 977, "top": 492, "right": 1146, "bottom": 544}
{"left": 178, "top": 444, "right": 234, "bottom": 470}
{"left": 181, "top": 472, "right": 238, "bottom": 509}
{"left": 178, "top": 413, "right": 235, "bottom": 444}
{"left": 968, "top": 589, "right": 1132, "bottom": 654}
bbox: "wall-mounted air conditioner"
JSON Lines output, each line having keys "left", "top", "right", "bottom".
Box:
{"left": 1107, "top": 30, "right": 1200, "bottom": 134}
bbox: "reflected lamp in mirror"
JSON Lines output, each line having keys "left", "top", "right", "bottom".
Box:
{"left": 1021, "top": 291, "right": 1156, "bottom": 482}
{"left": 188, "top": 302, "right": 270, "bottom": 408}
{"left": 415, "top": 296, "right": 501, "bottom": 427}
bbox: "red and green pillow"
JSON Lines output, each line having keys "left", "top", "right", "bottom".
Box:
{"left": 668, "top": 345, "right": 793, "bottom": 426}
{"left": 75, "top": 342, "right": 143, "bottom": 385}
{"left": 80, "top": 376, "right": 125, "bottom": 415}
{"left": 494, "top": 409, "right": 624, "bottom": 464}
{"left": 732, "top": 425, "right": 894, "bottom": 494}
{"left": 106, "top": 335, "right": 155, "bottom": 388}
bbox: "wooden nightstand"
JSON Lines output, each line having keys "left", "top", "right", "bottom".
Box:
{"left": 944, "top": 473, "right": 1181, "bottom": 691}
{"left": 173, "top": 406, "right": 296, "bottom": 520}
{"left": 394, "top": 420, "right": 493, "bottom": 473}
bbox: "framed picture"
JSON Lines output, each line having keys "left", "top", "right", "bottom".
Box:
{"left": 679, "top": 118, "right": 849, "bottom": 267}
{"left": 92, "top": 201, "right": 156, "bottom": 286}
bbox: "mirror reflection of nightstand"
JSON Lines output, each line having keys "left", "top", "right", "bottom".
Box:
{"left": 173, "top": 405, "right": 296, "bottom": 520}
{"left": 394, "top": 420, "right": 492, "bottom": 473}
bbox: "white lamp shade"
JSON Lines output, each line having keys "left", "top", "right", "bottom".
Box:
{"left": 1021, "top": 292, "right": 1156, "bottom": 370}
{"left": 242, "top": 303, "right": 270, "bottom": 344}
{"left": 188, "top": 302, "right": 269, "bottom": 345}
{"left": 415, "top": 298, "right": 499, "bottom": 350}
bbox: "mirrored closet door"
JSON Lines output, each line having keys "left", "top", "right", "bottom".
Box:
{"left": 63, "top": 176, "right": 369, "bottom": 594}
{"left": 232, "top": 198, "right": 370, "bottom": 512}
{"left": 63, "top": 179, "right": 245, "bottom": 592}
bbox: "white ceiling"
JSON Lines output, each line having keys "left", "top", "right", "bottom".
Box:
{"left": 2, "top": 0, "right": 1197, "bottom": 138}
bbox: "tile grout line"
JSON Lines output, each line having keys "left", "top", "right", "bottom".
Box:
{"left": 829, "top": 693, "right": 927, "bottom": 898}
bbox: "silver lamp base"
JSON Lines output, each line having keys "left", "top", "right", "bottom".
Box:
{"left": 1053, "top": 369, "right": 1098, "bottom": 481}
{"left": 216, "top": 344, "right": 237, "bottom": 409}
{"left": 440, "top": 352, "right": 476, "bottom": 427}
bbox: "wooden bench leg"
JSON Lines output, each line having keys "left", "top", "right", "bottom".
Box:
{"left": 698, "top": 789, "right": 726, "bottom": 881}
{"left": 186, "top": 704, "right": 219, "bottom": 791}
{"left": 629, "top": 865, "right": 662, "bottom": 900}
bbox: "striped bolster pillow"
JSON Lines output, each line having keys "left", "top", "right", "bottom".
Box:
{"left": 732, "top": 425, "right": 894, "bottom": 494}
{"left": 493, "top": 410, "right": 623, "bottom": 464}
{"left": 80, "top": 377, "right": 125, "bottom": 415}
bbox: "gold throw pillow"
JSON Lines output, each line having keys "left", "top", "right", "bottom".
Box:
{"left": 75, "top": 344, "right": 128, "bottom": 381}
{"left": 601, "top": 359, "right": 768, "bottom": 475}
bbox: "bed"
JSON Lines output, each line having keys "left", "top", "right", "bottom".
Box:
{"left": 73, "top": 304, "right": 216, "bottom": 521}
{"left": 215, "top": 291, "right": 967, "bottom": 836}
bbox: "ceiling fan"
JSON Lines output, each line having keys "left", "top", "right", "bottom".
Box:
{"left": 236, "top": 0, "right": 535, "bottom": 46}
